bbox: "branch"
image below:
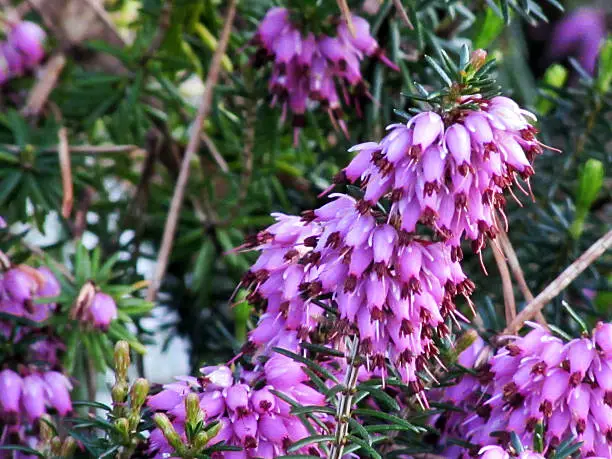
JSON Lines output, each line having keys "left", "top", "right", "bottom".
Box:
{"left": 497, "top": 229, "right": 547, "bottom": 327}
{"left": 22, "top": 53, "right": 67, "bottom": 117}
{"left": 504, "top": 229, "right": 612, "bottom": 334}
{"left": 337, "top": 0, "right": 356, "bottom": 36}
{"left": 491, "top": 241, "right": 516, "bottom": 325}
{"left": 392, "top": 0, "right": 414, "bottom": 30}
{"left": 0, "top": 144, "right": 141, "bottom": 155}
{"left": 330, "top": 336, "right": 360, "bottom": 459}
{"left": 145, "top": 0, "right": 237, "bottom": 302}
{"left": 57, "top": 127, "right": 73, "bottom": 219}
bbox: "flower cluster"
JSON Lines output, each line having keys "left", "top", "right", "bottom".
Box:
{"left": 338, "top": 96, "right": 548, "bottom": 258}
{"left": 0, "top": 21, "right": 46, "bottom": 84}
{"left": 439, "top": 323, "right": 612, "bottom": 458}
{"left": 0, "top": 265, "right": 60, "bottom": 322}
{"left": 0, "top": 249, "right": 74, "bottom": 455}
{"left": 253, "top": 8, "right": 397, "bottom": 141}
{"left": 480, "top": 446, "right": 547, "bottom": 459}
{"left": 71, "top": 283, "right": 118, "bottom": 331}
{"left": 147, "top": 354, "right": 329, "bottom": 458}
{"left": 244, "top": 193, "right": 474, "bottom": 400}
{"left": 0, "top": 368, "right": 73, "bottom": 422}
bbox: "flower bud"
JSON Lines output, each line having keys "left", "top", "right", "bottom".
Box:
{"left": 72, "top": 280, "right": 96, "bottom": 321}
{"left": 39, "top": 414, "right": 55, "bottom": 442}
{"left": 0, "top": 368, "right": 22, "bottom": 413}
{"left": 87, "top": 292, "right": 118, "bottom": 330}
{"left": 595, "top": 322, "right": 612, "bottom": 354}
{"left": 185, "top": 392, "right": 203, "bottom": 425}
{"left": 115, "top": 417, "right": 130, "bottom": 443}
{"left": 571, "top": 158, "right": 604, "bottom": 239}
{"left": 112, "top": 382, "right": 129, "bottom": 406}
{"left": 50, "top": 437, "right": 62, "bottom": 454}
{"left": 114, "top": 341, "right": 131, "bottom": 382}
{"left": 469, "top": 49, "right": 487, "bottom": 71}
{"left": 596, "top": 38, "right": 612, "bottom": 94}
{"left": 153, "top": 413, "right": 184, "bottom": 452}
{"left": 130, "top": 378, "right": 150, "bottom": 412}
{"left": 192, "top": 431, "right": 210, "bottom": 451}
{"left": 59, "top": 437, "right": 77, "bottom": 457}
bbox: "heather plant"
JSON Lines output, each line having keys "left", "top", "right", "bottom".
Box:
{"left": 0, "top": 1, "right": 610, "bottom": 459}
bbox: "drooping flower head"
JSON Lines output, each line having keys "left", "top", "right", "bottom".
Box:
{"left": 147, "top": 358, "right": 330, "bottom": 458}
{"left": 242, "top": 192, "right": 474, "bottom": 403}
{"left": 337, "top": 94, "right": 550, "bottom": 260}
{"left": 0, "top": 20, "right": 46, "bottom": 84}
{"left": 438, "top": 322, "right": 612, "bottom": 458}
{"left": 253, "top": 7, "right": 397, "bottom": 143}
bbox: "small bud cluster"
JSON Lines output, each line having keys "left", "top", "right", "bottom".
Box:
{"left": 253, "top": 8, "right": 397, "bottom": 142}
{"left": 110, "top": 341, "right": 150, "bottom": 455}
{"left": 437, "top": 323, "right": 612, "bottom": 458}
{"left": 339, "top": 96, "right": 548, "bottom": 258}
{"left": 0, "top": 21, "right": 46, "bottom": 84}
{"left": 1, "top": 414, "right": 77, "bottom": 459}
{"left": 147, "top": 353, "right": 329, "bottom": 458}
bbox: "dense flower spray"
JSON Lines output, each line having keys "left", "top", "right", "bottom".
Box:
{"left": 243, "top": 196, "right": 474, "bottom": 402}
{"left": 0, "top": 252, "right": 74, "bottom": 455}
{"left": 337, "top": 95, "right": 551, "bottom": 260}
{"left": 253, "top": 7, "right": 397, "bottom": 142}
{"left": 438, "top": 323, "right": 612, "bottom": 458}
{"left": 0, "top": 21, "right": 46, "bottom": 84}
{"left": 147, "top": 355, "right": 330, "bottom": 458}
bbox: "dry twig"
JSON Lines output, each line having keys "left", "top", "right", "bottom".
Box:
{"left": 337, "top": 0, "right": 356, "bottom": 36}
{"left": 392, "top": 0, "right": 414, "bottom": 29}
{"left": 504, "top": 229, "right": 612, "bottom": 334}
{"left": 491, "top": 242, "right": 516, "bottom": 325}
{"left": 22, "top": 53, "right": 67, "bottom": 117}
{"left": 57, "top": 127, "right": 73, "bottom": 218}
{"left": 497, "top": 229, "right": 547, "bottom": 327}
{"left": 146, "top": 0, "right": 237, "bottom": 302}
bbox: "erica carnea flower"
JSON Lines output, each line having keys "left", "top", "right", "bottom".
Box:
{"left": 546, "top": 8, "right": 606, "bottom": 75}
{"left": 337, "top": 96, "right": 551, "bottom": 259}
{"left": 0, "top": 265, "right": 60, "bottom": 322}
{"left": 253, "top": 8, "right": 397, "bottom": 142}
{"left": 0, "top": 21, "right": 46, "bottom": 84}
{"left": 441, "top": 322, "right": 612, "bottom": 458}
{"left": 147, "top": 359, "right": 329, "bottom": 458}
{"left": 243, "top": 193, "right": 474, "bottom": 401}
{"left": 0, "top": 368, "right": 73, "bottom": 421}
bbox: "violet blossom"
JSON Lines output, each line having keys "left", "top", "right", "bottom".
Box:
{"left": 337, "top": 97, "right": 551, "bottom": 260}
{"left": 438, "top": 322, "right": 612, "bottom": 458}
{"left": 253, "top": 8, "right": 397, "bottom": 143}
{"left": 242, "top": 192, "right": 474, "bottom": 403}
{"left": 0, "top": 21, "right": 46, "bottom": 85}
{"left": 147, "top": 358, "right": 330, "bottom": 458}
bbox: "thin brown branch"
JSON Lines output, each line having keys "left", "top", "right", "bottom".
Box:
{"left": 145, "top": 0, "right": 237, "bottom": 302}
{"left": 57, "top": 127, "right": 73, "bottom": 219}
{"left": 504, "top": 229, "right": 612, "bottom": 334}
{"left": 491, "top": 241, "right": 516, "bottom": 325}
{"left": 392, "top": 0, "right": 414, "bottom": 30}
{"left": 21, "top": 240, "right": 74, "bottom": 282}
{"left": 201, "top": 133, "right": 229, "bottom": 173}
{"left": 337, "top": 0, "right": 356, "bottom": 36}
{"left": 1, "top": 144, "right": 141, "bottom": 155}
{"left": 22, "top": 53, "right": 67, "bottom": 117}
{"left": 497, "top": 228, "right": 548, "bottom": 327}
